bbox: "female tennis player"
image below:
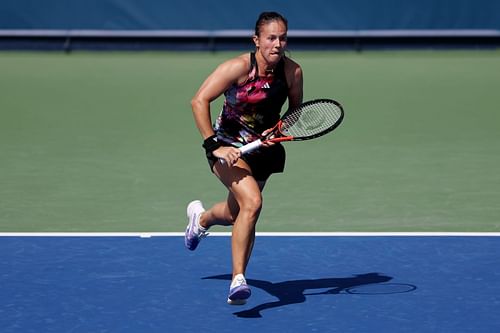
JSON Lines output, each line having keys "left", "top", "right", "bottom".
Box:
{"left": 185, "top": 11, "right": 303, "bottom": 305}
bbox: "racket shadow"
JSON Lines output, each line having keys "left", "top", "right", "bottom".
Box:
{"left": 202, "top": 272, "right": 407, "bottom": 318}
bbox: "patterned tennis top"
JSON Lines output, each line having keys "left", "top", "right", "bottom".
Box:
{"left": 214, "top": 52, "right": 288, "bottom": 147}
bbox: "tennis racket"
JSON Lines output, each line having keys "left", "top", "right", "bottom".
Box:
{"left": 221, "top": 99, "right": 344, "bottom": 162}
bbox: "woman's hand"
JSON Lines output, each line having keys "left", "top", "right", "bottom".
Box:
{"left": 214, "top": 146, "right": 241, "bottom": 166}
{"left": 260, "top": 128, "right": 276, "bottom": 148}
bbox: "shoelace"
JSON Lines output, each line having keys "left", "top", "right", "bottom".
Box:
{"left": 230, "top": 276, "right": 247, "bottom": 290}
{"left": 198, "top": 229, "right": 209, "bottom": 239}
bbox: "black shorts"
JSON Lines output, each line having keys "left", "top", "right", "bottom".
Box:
{"left": 207, "top": 143, "right": 286, "bottom": 181}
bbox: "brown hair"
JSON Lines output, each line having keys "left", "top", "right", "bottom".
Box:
{"left": 254, "top": 12, "right": 288, "bottom": 36}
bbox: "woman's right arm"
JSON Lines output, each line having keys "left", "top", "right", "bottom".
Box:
{"left": 191, "top": 55, "right": 248, "bottom": 165}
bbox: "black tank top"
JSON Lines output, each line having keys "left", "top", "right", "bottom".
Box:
{"left": 214, "top": 52, "right": 289, "bottom": 147}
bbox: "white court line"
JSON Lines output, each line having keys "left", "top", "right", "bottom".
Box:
{"left": 1, "top": 232, "right": 500, "bottom": 237}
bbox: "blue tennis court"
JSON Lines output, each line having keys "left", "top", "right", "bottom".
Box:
{"left": 1, "top": 234, "right": 499, "bottom": 332}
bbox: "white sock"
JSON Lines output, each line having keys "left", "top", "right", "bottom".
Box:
{"left": 196, "top": 213, "right": 208, "bottom": 232}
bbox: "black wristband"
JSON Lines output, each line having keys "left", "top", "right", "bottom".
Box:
{"left": 202, "top": 135, "right": 222, "bottom": 158}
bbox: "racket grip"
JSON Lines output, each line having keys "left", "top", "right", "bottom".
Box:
{"left": 239, "top": 139, "right": 262, "bottom": 154}
{"left": 219, "top": 139, "right": 262, "bottom": 165}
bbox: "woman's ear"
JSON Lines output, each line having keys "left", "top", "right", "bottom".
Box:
{"left": 252, "top": 35, "right": 259, "bottom": 49}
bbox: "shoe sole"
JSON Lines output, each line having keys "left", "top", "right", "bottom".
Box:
{"left": 227, "top": 286, "right": 251, "bottom": 305}
{"left": 227, "top": 298, "right": 247, "bottom": 305}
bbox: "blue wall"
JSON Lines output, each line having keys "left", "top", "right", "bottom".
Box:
{"left": 1, "top": 0, "right": 499, "bottom": 31}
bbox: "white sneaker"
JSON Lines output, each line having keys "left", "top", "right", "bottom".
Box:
{"left": 184, "top": 200, "right": 208, "bottom": 251}
{"left": 227, "top": 274, "right": 251, "bottom": 305}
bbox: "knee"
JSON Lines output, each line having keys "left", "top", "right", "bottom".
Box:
{"left": 239, "top": 194, "right": 263, "bottom": 218}
{"left": 226, "top": 196, "right": 262, "bottom": 227}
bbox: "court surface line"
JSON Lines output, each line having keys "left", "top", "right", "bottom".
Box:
{"left": 1, "top": 232, "right": 500, "bottom": 237}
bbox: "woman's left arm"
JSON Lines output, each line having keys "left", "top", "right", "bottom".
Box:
{"left": 286, "top": 60, "right": 304, "bottom": 110}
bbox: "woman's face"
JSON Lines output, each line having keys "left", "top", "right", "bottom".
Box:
{"left": 254, "top": 20, "right": 288, "bottom": 66}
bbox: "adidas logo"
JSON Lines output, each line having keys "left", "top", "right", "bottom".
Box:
{"left": 262, "top": 82, "right": 271, "bottom": 89}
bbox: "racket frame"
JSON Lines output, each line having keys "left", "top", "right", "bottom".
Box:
{"left": 277, "top": 98, "right": 344, "bottom": 141}
{"left": 220, "top": 98, "right": 344, "bottom": 160}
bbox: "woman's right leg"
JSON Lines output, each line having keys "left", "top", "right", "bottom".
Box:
{"left": 199, "top": 194, "right": 239, "bottom": 228}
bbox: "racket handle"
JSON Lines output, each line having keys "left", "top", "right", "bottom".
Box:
{"left": 239, "top": 139, "right": 262, "bottom": 154}
{"left": 219, "top": 139, "right": 262, "bottom": 165}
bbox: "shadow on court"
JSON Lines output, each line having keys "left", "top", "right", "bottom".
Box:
{"left": 203, "top": 272, "right": 400, "bottom": 318}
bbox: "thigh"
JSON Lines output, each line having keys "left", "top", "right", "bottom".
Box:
{"left": 214, "top": 159, "right": 260, "bottom": 197}
{"left": 226, "top": 180, "right": 267, "bottom": 222}
{"left": 214, "top": 159, "right": 266, "bottom": 213}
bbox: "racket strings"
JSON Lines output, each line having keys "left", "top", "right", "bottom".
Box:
{"left": 280, "top": 101, "right": 343, "bottom": 138}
